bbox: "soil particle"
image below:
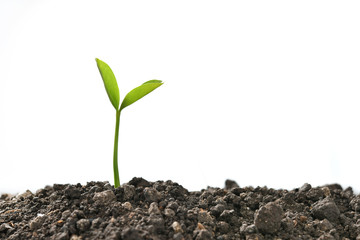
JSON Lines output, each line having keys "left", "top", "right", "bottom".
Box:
{"left": 1, "top": 179, "right": 360, "bottom": 239}
{"left": 311, "top": 197, "right": 340, "bottom": 223}
{"left": 143, "top": 187, "right": 162, "bottom": 203}
{"left": 0, "top": 223, "right": 13, "bottom": 233}
{"left": 171, "top": 221, "right": 183, "bottom": 233}
{"left": 254, "top": 202, "right": 283, "bottom": 234}
{"left": 224, "top": 180, "right": 239, "bottom": 190}
{"left": 29, "top": 215, "right": 46, "bottom": 230}
{"left": 64, "top": 186, "right": 81, "bottom": 199}
{"left": 194, "top": 229, "right": 213, "bottom": 240}
{"left": 76, "top": 219, "right": 90, "bottom": 232}
{"left": 148, "top": 202, "right": 161, "bottom": 215}
{"left": 93, "top": 190, "right": 116, "bottom": 204}
{"left": 122, "top": 184, "right": 135, "bottom": 201}
{"left": 350, "top": 195, "right": 360, "bottom": 212}
{"left": 121, "top": 227, "right": 143, "bottom": 240}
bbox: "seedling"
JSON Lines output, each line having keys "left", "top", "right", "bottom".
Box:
{"left": 95, "top": 58, "right": 163, "bottom": 188}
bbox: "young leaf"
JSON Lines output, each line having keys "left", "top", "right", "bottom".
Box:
{"left": 96, "top": 58, "right": 120, "bottom": 110}
{"left": 120, "top": 80, "right": 163, "bottom": 111}
{"left": 143, "top": 79, "right": 162, "bottom": 84}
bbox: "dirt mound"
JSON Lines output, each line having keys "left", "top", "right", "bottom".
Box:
{"left": 1, "top": 178, "right": 359, "bottom": 239}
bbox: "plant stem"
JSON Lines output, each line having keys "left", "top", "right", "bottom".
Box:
{"left": 113, "top": 109, "right": 121, "bottom": 188}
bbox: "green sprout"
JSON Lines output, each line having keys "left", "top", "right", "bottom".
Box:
{"left": 95, "top": 58, "right": 163, "bottom": 188}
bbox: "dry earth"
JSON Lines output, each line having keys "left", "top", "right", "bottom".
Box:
{"left": 1, "top": 178, "right": 360, "bottom": 239}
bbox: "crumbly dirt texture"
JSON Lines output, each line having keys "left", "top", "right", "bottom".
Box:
{"left": 1, "top": 178, "right": 360, "bottom": 239}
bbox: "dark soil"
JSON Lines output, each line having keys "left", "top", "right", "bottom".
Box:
{"left": 1, "top": 178, "right": 360, "bottom": 240}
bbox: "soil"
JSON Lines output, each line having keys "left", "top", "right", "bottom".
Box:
{"left": 1, "top": 178, "right": 360, "bottom": 240}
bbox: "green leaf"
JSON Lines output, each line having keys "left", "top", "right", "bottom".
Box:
{"left": 143, "top": 79, "right": 162, "bottom": 84}
{"left": 96, "top": 58, "right": 120, "bottom": 110}
{"left": 120, "top": 80, "right": 163, "bottom": 111}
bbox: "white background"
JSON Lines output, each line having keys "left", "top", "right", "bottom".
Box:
{"left": 1, "top": 1, "right": 360, "bottom": 194}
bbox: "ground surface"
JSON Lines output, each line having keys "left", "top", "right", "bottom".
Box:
{"left": 1, "top": 178, "right": 360, "bottom": 239}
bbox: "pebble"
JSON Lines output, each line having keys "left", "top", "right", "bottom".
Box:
{"left": 240, "top": 224, "right": 257, "bottom": 234}
{"left": 198, "top": 209, "right": 213, "bottom": 223}
{"left": 70, "top": 235, "right": 82, "bottom": 240}
{"left": 311, "top": 198, "right": 340, "bottom": 223}
{"left": 210, "top": 204, "right": 225, "bottom": 218}
{"left": 318, "top": 233, "right": 336, "bottom": 240}
{"left": 306, "top": 188, "right": 325, "bottom": 201}
{"left": 147, "top": 214, "right": 165, "bottom": 232}
{"left": 173, "top": 232, "right": 185, "bottom": 240}
{"left": 128, "top": 177, "right": 151, "bottom": 187}
{"left": 61, "top": 210, "right": 71, "bottom": 220}
{"left": 318, "top": 219, "right": 333, "bottom": 231}
{"left": 225, "top": 179, "right": 239, "bottom": 190}
{"left": 16, "top": 190, "right": 33, "bottom": 200}
{"left": 0, "top": 223, "right": 13, "bottom": 232}
{"left": 254, "top": 202, "right": 283, "bottom": 234}
{"left": 76, "top": 219, "right": 90, "bottom": 231}
{"left": 195, "top": 229, "right": 213, "bottom": 240}
{"left": 219, "top": 209, "right": 238, "bottom": 225}
{"left": 322, "top": 187, "right": 331, "bottom": 197}
{"left": 64, "top": 186, "right": 81, "bottom": 199}
{"left": 54, "top": 232, "right": 69, "bottom": 240}
{"left": 167, "top": 201, "right": 179, "bottom": 211}
{"left": 93, "top": 190, "right": 116, "bottom": 204}
{"left": 91, "top": 218, "right": 102, "bottom": 228}
{"left": 299, "top": 183, "right": 312, "bottom": 192}
{"left": 350, "top": 195, "right": 360, "bottom": 212}
{"left": 171, "top": 221, "right": 183, "bottom": 233}
{"left": 29, "top": 215, "right": 46, "bottom": 230}
{"left": 165, "top": 207, "right": 176, "bottom": 217}
{"left": 144, "top": 187, "right": 161, "bottom": 202}
{"left": 122, "top": 201, "right": 132, "bottom": 210}
{"left": 148, "top": 202, "right": 161, "bottom": 215}
{"left": 121, "top": 227, "right": 142, "bottom": 240}
{"left": 122, "top": 184, "right": 135, "bottom": 201}
{"left": 216, "top": 221, "right": 229, "bottom": 234}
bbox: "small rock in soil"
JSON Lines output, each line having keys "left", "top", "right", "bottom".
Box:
{"left": 254, "top": 202, "right": 283, "bottom": 234}
{"left": 225, "top": 179, "right": 239, "bottom": 190}
{"left": 311, "top": 197, "right": 340, "bottom": 223}
{"left": 1, "top": 178, "right": 360, "bottom": 239}
{"left": 93, "top": 189, "right": 116, "bottom": 204}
